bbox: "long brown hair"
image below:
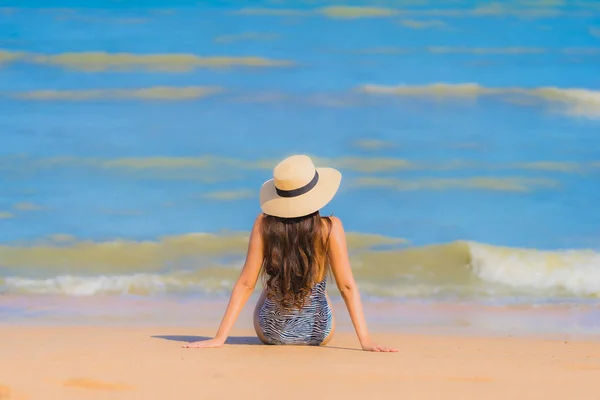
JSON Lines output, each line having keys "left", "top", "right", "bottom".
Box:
{"left": 261, "top": 211, "right": 332, "bottom": 309}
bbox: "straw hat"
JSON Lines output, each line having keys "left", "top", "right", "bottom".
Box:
{"left": 260, "top": 155, "right": 342, "bottom": 218}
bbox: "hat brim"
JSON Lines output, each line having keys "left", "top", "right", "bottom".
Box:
{"left": 260, "top": 167, "right": 342, "bottom": 218}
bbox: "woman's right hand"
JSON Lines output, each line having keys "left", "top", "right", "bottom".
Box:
{"left": 361, "top": 343, "right": 398, "bottom": 352}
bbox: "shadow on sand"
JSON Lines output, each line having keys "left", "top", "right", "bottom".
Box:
{"left": 152, "top": 335, "right": 262, "bottom": 345}
{"left": 151, "top": 335, "right": 361, "bottom": 351}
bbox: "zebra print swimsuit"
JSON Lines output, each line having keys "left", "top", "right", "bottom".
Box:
{"left": 257, "top": 279, "right": 333, "bottom": 345}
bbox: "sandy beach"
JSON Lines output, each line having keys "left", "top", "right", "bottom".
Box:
{"left": 1, "top": 325, "right": 599, "bottom": 400}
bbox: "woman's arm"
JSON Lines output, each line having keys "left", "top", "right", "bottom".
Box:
{"left": 184, "top": 214, "right": 264, "bottom": 348}
{"left": 328, "top": 217, "right": 397, "bottom": 352}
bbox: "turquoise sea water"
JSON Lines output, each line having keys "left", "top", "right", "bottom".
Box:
{"left": 1, "top": 0, "right": 600, "bottom": 305}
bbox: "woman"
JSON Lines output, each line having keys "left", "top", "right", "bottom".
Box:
{"left": 183, "top": 155, "right": 397, "bottom": 352}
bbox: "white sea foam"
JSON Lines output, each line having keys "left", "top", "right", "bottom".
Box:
{"left": 468, "top": 242, "right": 600, "bottom": 297}
{"left": 1, "top": 273, "right": 233, "bottom": 296}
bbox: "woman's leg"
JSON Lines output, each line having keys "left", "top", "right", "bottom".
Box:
{"left": 253, "top": 289, "right": 271, "bottom": 344}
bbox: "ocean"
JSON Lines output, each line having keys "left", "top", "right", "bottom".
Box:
{"left": 2, "top": 237, "right": 600, "bottom": 306}
{"left": 1, "top": 0, "right": 600, "bottom": 320}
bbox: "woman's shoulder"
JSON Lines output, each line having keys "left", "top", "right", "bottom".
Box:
{"left": 251, "top": 213, "right": 266, "bottom": 234}
{"left": 322, "top": 214, "right": 342, "bottom": 225}
{"left": 321, "top": 215, "right": 344, "bottom": 237}
{"left": 324, "top": 215, "right": 342, "bottom": 225}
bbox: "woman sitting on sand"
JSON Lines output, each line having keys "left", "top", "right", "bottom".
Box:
{"left": 183, "top": 155, "right": 397, "bottom": 352}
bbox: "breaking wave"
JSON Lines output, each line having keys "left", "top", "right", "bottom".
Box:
{"left": 2, "top": 241, "right": 600, "bottom": 302}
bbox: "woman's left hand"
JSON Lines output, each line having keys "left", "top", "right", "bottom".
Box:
{"left": 182, "top": 338, "right": 225, "bottom": 349}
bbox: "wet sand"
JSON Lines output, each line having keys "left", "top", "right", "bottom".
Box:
{"left": 1, "top": 325, "right": 599, "bottom": 400}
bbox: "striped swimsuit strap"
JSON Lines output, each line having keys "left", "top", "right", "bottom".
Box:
{"left": 258, "top": 279, "right": 333, "bottom": 346}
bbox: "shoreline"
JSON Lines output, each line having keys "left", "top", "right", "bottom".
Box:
{"left": 2, "top": 294, "right": 600, "bottom": 338}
